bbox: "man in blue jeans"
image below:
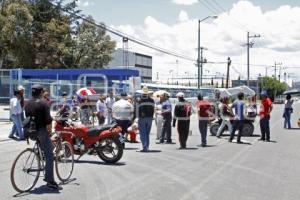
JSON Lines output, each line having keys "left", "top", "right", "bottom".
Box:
{"left": 229, "top": 92, "right": 245, "bottom": 143}
{"left": 9, "top": 90, "right": 24, "bottom": 140}
{"left": 25, "top": 84, "right": 61, "bottom": 190}
{"left": 137, "top": 87, "right": 155, "bottom": 152}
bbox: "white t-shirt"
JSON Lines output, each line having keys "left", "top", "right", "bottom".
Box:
{"left": 10, "top": 97, "right": 22, "bottom": 115}
{"left": 105, "top": 97, "right": 115, "bottom": 109}
{"left": 96, "top": 100, "right": 107, "bottom": 117}
{"left": 112, "top": 99, "right": 134, "bottom": 120}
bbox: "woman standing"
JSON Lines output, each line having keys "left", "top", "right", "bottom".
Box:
{"left": 283, "top": 94, "right": 293, "bottom": 129}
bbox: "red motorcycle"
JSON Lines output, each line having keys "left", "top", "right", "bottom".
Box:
{"left": 54, "top": 117, "right": 124, "bottom": 164}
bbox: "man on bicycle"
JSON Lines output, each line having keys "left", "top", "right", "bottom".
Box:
{"left": 25, "top": 84, "right": 61, "bottom": 190}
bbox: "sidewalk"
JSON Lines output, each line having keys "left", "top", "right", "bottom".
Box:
{"left": 0, "top": 121, "right": 13, "bottom": 142}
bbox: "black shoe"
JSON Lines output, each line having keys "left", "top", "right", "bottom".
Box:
{"left": 258, "top": 138, "right": 265, "bottom": 141}
{"left": 237, "top": 140, "right": 243, "bottom": 144}
{"left": 216, "top": 136, "right": 222, "bottom": 139}
{"left": 46, "top": 181, "right": 62, "bottom": 190}
{"left": 178, "top": 147, "right": 186, "bottom": 150}
{"left": 228, "top": 139, "right": 233, "bottom": 143}
{"left": 266, "top": 139, "right": 270, "bottom": 142}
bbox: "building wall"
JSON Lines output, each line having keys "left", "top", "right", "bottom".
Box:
{"left": 107, "top": 49, "right": 152, "bottom": 83}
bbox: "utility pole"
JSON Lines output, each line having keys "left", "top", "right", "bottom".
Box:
{"left": 273, "top": 62, "right": 282, "bottom": 80}
{"left": 226, "top": 57, "right": 231, "bottom": 88}
{"left": 197, "top": 20, "right": 201, "bottom": 89}
{"left": 246, "top": 31, "right": 260, "bottom": 86}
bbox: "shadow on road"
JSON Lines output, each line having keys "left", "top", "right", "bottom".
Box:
{"left": 124, "top": 147, "right": 139, "bottom": 150}
{"left": 75, "top": 160, "right": 126, "bottom": 166}
{"left": 13, "top": 185, "right": 61, "bottom": 198}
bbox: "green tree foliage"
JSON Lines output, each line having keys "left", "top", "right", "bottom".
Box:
{"left": 72, "top": 16, "right": 116, "bottom": 68}
{"left": 0, "top": 0, "right": 115, "bottom": 69}
{"left": 260, "top": 77, "right": 288, "bottom": 99}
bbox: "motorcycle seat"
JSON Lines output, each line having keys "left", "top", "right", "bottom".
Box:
{"left": 87, "top": 124, "right": 115, "bottom": 137}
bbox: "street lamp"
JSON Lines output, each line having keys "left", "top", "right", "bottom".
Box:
{"left": 197, "top": 15, "right": 217, "bottom": 89}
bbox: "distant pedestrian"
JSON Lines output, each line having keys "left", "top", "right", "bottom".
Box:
{"left": 137, "top": 87, "right": 155, "bottom": 152}
{"left": 229, "top": 92, "right": 245, "bottom": 143}
{"left": 96, "top": 95, "right": 107, "bottom": 125}
{"left": 197, "top": 94, "right": 212, "bottom": 147}
{"left": 9, "top": 90, "right": 24, "bottom": 140}
{"left": 155, "top": 94, "right": 164, "bottom": 143}
{"left": 216, "top": 97, "right": 233, "bottom": 138}
{"left": 79, "top": 95, "right": 91, "bottom": 125}
{"left": 283, "top": 94, "right": 293, "bottom": 129}
{"left": 258, "top": 91, "right": 273, "bottom": 141}
{"left": 173, "top": 92, "right": 192, "bottom": 149}
{"left": 160, "top": 93, "right": 173, "bottom": 144}
{"left": 105, "top": 91, "right": 115, "bottom": 124}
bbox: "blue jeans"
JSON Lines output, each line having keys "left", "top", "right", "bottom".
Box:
{"left": 283, "top": 108, "right": 291, "bottom": 129}
{"left": 260, "top": 116, "right": 270, "bottom": 140}
{"left": 229, "top": 120, "right": 244, "bottom": 142}
{"left": 138, "top": 118, "right": 153, "bottom": 150}
{"left": 199, "top": 120, "right": 208, "bottom": 145}
{"left": 37, "top": 128, "right": 55, "bottom": 183}
{"left": 10, "top": 114, "right": 24, "bottom": 139}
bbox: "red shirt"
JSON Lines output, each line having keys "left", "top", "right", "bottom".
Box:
{"left": 259, "top": 97, "right": 272, "bottom": 118}
{"left": 197, "top": 100, "right": 211, "bottom": 118}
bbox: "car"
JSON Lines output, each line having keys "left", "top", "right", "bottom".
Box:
{"left": 273, "top": 97, "right": 284, "bottom": 104}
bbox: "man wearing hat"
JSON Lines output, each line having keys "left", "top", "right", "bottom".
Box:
{"left": 136, "top": 86, "right": 155, "bottom": 152}
{"left": 258, "top": 90, "right": 273, "bottom": 141}
{"left": 25, "top": 84, "right": 61, "bottom": 190}
{"left": 112, "top": 92, "right": 134, "bottom": 146}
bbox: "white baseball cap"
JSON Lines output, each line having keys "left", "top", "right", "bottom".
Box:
{"left": 17, "top": 85, "right": 25, "bottom": 91}
{"left": 176, "top": 92, "right": 184, "bottom": 98}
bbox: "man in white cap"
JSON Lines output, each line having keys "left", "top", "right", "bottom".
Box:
{"left": 136, "top": 86, "right": 155, "bottom": 152}
{"left": 173, "top": 92, "right": 192, "bottom": 149}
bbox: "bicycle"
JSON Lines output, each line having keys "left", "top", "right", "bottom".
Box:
{"left": 10, "top": 132, "right": 74, "bottom": 193}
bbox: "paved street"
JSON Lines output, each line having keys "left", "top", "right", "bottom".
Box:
{"left": 1, "top": 103, "right": 300, "bottom": 200}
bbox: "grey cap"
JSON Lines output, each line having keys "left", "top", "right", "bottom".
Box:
{"left": 32, "top": 84, "right": 43, "bottom": 90}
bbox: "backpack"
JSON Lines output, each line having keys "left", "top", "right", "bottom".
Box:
{"left": 23, "top": 116, "right": 38, "bottom": 140}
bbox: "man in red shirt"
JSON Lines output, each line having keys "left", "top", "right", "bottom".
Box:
{"left": 259, "top": 91, "right": 273, "bottom": 141}
{"left": 197, "top": 94, "right": 212, "bottom": 147}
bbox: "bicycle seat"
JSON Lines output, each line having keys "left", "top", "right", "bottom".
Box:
{"left": 87, "top": 124, "right": 115, "bottom": 137}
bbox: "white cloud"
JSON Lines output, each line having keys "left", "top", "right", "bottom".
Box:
{"left": 83, "top": 1, "right": 89, "bottom": 7}
{"left": 116, "top": 0, "right": 300, "bottom": 83}
{"left": 172, "top": 0, "right": 198, "bottom": 6}
{"left": 77, "top": 0, "right": 94, "bottom": 7}
{"left": 178, "top": 10, "right": 189, "bottom": 22}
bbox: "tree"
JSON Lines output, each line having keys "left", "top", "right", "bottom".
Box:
{"left": 72, "top": 16, "right": 116, "bottom": 68}
{"left": 260, "top": 77, "right": 287, "bottom": 100}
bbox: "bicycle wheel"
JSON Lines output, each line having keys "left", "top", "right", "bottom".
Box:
{"left": 10, "top": 149, "right": 41, "bottom": 193}
{"left": 55, "top": 141, "right": 74, "bottom": 182}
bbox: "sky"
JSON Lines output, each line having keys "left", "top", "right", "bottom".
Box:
{"left": 75, "top": 0, "right": 300, "bottom": 84}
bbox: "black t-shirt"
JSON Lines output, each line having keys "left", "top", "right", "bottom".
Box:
{"left": 137, "top": 97, "right": 155, "bottom": 118}
{"left": 25, "top": 99, "right": 52, "bottom": 130}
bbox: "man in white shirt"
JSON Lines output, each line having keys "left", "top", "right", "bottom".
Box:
{"left": 105, "top": 91, "right": 115, "bottom": 124}
{"left": 9, "top": 90, "right": 24, "bottom": 140}
{"left": 112, "top": 92, "right": 134, "bottom": 147}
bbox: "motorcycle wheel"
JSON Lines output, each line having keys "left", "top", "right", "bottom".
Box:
{"left": 210, "top": 123, "right": 220, "bottom": 136}
{"left": 242, "top": 123, "right": 254, "bottom": 136}
{"left": 96, "top": 137, "right": 123, "bottom": 164}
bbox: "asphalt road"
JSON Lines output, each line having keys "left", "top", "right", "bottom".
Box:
{"left": 1, "top": 103, "right": 300, "bottom": 200}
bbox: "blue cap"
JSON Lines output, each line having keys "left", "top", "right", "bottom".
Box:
{"left": 261, "top": 90, "right": 268, "bottom": 97}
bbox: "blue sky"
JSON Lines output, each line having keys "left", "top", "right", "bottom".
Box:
{"left": 77, "top": 0, "right": 300, "bottom": 26}
{"left": 75, "top": 0, "right": 300, "bottom": 82}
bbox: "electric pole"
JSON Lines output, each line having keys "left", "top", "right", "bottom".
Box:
{"left": 273, "top": 62, "right": 282, "bottom": 80}
{"left": 226, "top": 57, "right": 231, "bottom": 88}
{"left": 246, "top": 31, "right": 260, "bottom": 86}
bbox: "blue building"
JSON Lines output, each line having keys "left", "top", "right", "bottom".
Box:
{"left": 0, "top": 68, "right": 139, "bottom": 102}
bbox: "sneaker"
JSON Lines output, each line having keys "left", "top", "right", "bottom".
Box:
{"left": 46, "top": 181, "right": 62, "bottom": 190}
